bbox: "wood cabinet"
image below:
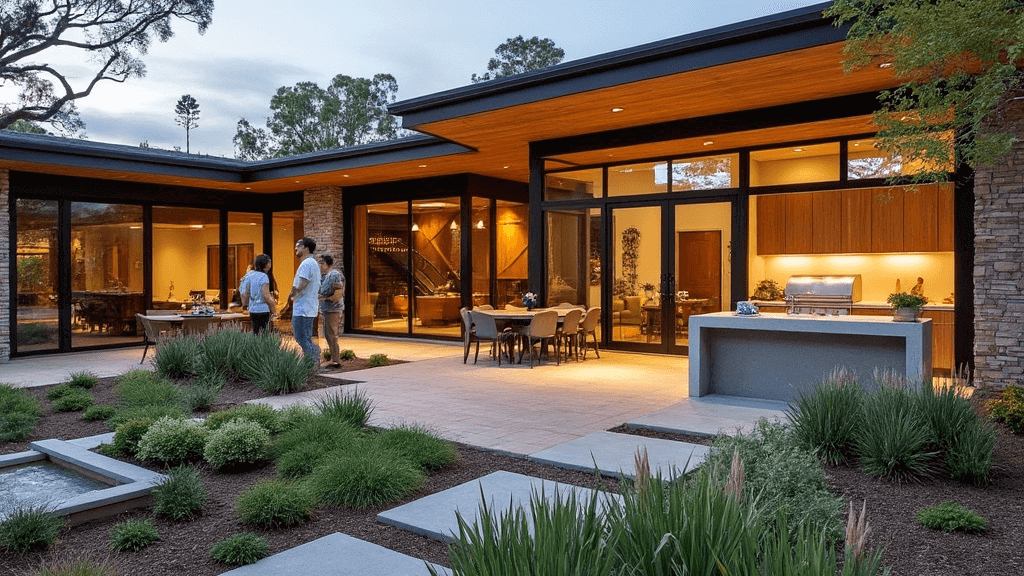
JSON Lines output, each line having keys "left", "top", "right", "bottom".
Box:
{"left": 756, "top": 194, "right": 787, "bottom": 255}
{"left": 785, "top": 193, "right": 813, "bottom": 254}
{"left": 903, "top": 183, "right": 938, "bottom": 252}
{"left": 871, "top": 186, "right": 904, "bottom": 252}
{"left": 841, "top": 188, "right": 873, "bottom": 253}
{"left": 937, "top": 182, "right": 955, "bottom": 252}
{"left": 812, "top": 191, "right": 842, "bottom": 253}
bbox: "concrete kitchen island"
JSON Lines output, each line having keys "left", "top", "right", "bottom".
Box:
{"left": 689, "top": 312, "right": 932, "bottom": 403}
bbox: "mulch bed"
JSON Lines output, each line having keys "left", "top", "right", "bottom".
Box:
{"left": 3, "top": 374, "right": 1023, "bottom": 576}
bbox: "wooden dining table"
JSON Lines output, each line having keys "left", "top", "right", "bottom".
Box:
{"left": 471, "top": 307, "right": 582, "bottom": 363}
{"left": 140, "top": 313, "right": 248, "bottom": 334}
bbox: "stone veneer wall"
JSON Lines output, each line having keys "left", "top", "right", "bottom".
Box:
{"left": 0, "top": 169, "right": 9, "bottom": 362}
{"left": 303, "top": 186, "right": 344, "bottom": 327}
{"left": 974, "top": 97, "right": 1024, "bottom": 389}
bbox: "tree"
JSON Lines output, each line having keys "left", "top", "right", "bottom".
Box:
{"left": 472, "top": 36, "right": 565, "bottom": 83}
{"left": 826, "top": 0, "right": 1024, "bottom": 181}
{"left": 0, "top": 0, "right": 214, "bottom": 132}
{"left": 5, "top": 119, "right": 47, "bottom": 134}
{"left": 233, "top": 73, "right": 402, "bottom": 160}
{"left": 174, "top": 94, "right": 200, "bottom": 153}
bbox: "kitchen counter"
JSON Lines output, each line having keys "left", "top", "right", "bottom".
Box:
{"left": 689, "top": 312, "right": 932, "bottom": 403}
{"left": 750, "top": 300, "right": 953, "bottom": 311}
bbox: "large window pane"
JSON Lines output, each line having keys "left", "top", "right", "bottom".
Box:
{"left": 152, "top": 207, "right": 220, "bottom": 311}
{"left": 608, "top": 162, "right": 667, "bottom": 197}
{"left": 16, "top": 199, "right": 59, "bottom": 352}
{"left": 272, "top": 210, "right": 302, "bottom": 331}
{"left": 543, "top": 207, "right": 601, "bottom": 339}
{"left": 610, "top": 206, "right": 660, "bottom": 344}
{"left": 671, "top": 154, "right": 738, "bottom": 191}
{"left": 750, "top": 143, "right": 840, "bottom": 186}
{"left": 227, "top": 212, "right": 263, "bottom": 309}
{"left": 358, "top": 202, "right": 409, "bottom": 333}
{"left": 675, "top": 202, "right": 731, "bottom": 346}
{"left": 545, "top": 168, "right": 602, "bottom": 201}
{"left": 70, "top": 203, "right": 144, "bottom": 348}
{"left": 411, "top": 198, "right": 461, "bottom": 337}
{"left": 471, "top": 198, "right": 491, "bottom": 307}
{"left": 496, "top": 200, "right": 529, "bottom": 308}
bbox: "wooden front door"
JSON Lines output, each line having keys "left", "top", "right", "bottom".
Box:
{"left": 677, "top": 231, "right": 722, "bottom": 312}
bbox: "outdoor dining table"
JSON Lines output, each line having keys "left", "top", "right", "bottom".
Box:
{"left": 139, "top": 312, "right": 248, "bottom": 334}
{"left": 471, "top": 307, "right": 581, "bottom": 363}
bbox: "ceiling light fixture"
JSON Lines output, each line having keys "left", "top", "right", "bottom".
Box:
{"left": 418, "top": 164, "right": 427, "bottom": 168}
{"left": 878, "top": 62, "right": 893, "bottom": 68}
{"left": 190, "top": 224, "right": 204, "bottom": 229}
{"left": 793, "top": 148, "right": 804, "bottom": 152}
{"left": 411, "top": 223, "right": 420, "bottom": 232}
{"left": 611, "top": 107, "right": 624, "bottom": 113}
{"left": 476, "top": 220, "right": 486, "bottom": 230}
{"left": 245, "top": 186, "right": 251, "bottom": 190}
{"left": 450, "top": 221, "right": 458, "bottom": 230}
{"left": 703, "top": 141, "right": 714, "bottom": 146}
{"left": 343, "top": 174, "right": 349, "bottom": 178}
{"left": 503, "top": 165, "right": 509, "bottom": 169}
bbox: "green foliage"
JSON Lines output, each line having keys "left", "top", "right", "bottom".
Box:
{"left": 277, "top": 404, "right": 316, "bottom": 432}
{"left": 916, "top": 501, "right": 988, "bottom": 533}
{"left": 273, "top": 415, "right": 363, "bottom": 479}
{"left": 174, "top": 94, "right": 200, "bottom": 153}
{"left": 314, "top": 388, "right": 375, "bottom": 428}
{"left": 471, "top": 35, "right": 565, "bottom": 83}
{"left": 339, "top": 349, "right": 356, "bottom": 361}
{"left": 210, "top": 532, "right": 269, "bottom": 566}
{"left": 153, "top": 335, "right": 201, "bottom": 380}
{"left": 0, "top": 383, "right": 42, "bottom": 442}
{"left": 0, "top": 505, "right": 64, "bottom": 552}
{"left": 112, "top": 419, "right": 155, "bottom": 456}
{"left": 204, "top": 419, "right": 270, "bottom": 469}
{"left": 109, "top": 518, "right": 159, "bottom": 552}
{"left": 81, "top": 405, "right": 117, "bottom": 421}
{"left": 67, "top": 371, "right": 99, "bottom": 389}
{"left": 204, "top": 403, "right": 282, "bottom": 434}
{"left": 368, "top": 353, "right": 389, "bottom": 367}
{"left": 179, "top": 374, "right": 223, "bottom": 412}
{"left": 51, "top": 389, "right": 94, "bottom": 412}
{"left": 136, "top": 417, "right": 208, "bottom": 464}
{"left": 373, "top": 425, "right": 459, "bottom": 470}
{"left": 788, "top": 376, "right": 865, "bottom": 464}
{"left": 107, "top": 404, "right": 187, "bottom": 431}
{"left": 826, "top": 0, "right": 1023, "bottom": 181}
{"left": 16, "top": 322, "right": 57, "bottom": 346}
{"left": 151, "top": 465, "right": 208, "bottom": 521}
{"left": 856, "top": 386, "right": 938, "bottom": 481}
{"left": 46, "top": 384, "right": 77, "bottom": 401}
{"left": 946, "top": 417, "right": 997, "bottom": 485}
{"left": 275, "top": 442, "right": 335, "bottom": 479}
{"left": 322, "top": 348, "right": 332, "bottom": 360}
{"left": 887, "top": 292, "right": 927, "bottom": 310}
{"left": 235, "top": 479, "right": 316, "bottom": 528}
{"left": 989, "top": 384, "right": 1024, "bottom": 433}
{"left": 33, "top": 557, "right": 118, "bottom": 576}
{"left": 308, "top": 449, "right": 425, "bottom": 508}
{"left": 196, "top": 328, "right": 249, "bottom": 378}
{"left": 114, "top": 370, "right": 180, "bottom": 408}
{"left": 237, "top": 333, "right": 313, "bottom": 394}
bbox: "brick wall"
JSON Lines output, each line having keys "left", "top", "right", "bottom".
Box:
{"left": 0, "top": 169, "right": 9, "bottom": 362}
{"left": 303, "top": 186, "right": 344, "bottom": 327}
{"left": 974, "top": 97, "right": 1024, "bottom": 389}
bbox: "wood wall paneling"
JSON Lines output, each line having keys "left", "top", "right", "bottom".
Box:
{"left": 756, "top": 194, "right": 787, "bottom": 255}
{"left": 922, "top": 309, "right": 954, "bottom": 371}
{"left": 811, "top": 191, "right": 842, "bottom": 253}
{"left": 841, "top": 188, "right": 872, "bottom": 253}
{"left": 903, "top": 183, "right": 938, "bottom": 252}
{"left": 871, "top": 187, "right": 903, "bottom": 252}
{"left": 785, "top": 193, "right": 813, "bottom": 254}
{"left": 937, "top": 182, "right": 955, "bottom": 252}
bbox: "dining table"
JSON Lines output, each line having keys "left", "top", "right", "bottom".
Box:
{"left": 471, "top": 307, "right": 582, "bottom": 363}
{"left": 139, "top": 312, "right": 248, "bottom": 334}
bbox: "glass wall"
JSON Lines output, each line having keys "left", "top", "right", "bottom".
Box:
{"left": 671, "top": 154, "right": 738, "bottom": 191}
{"left": 607, "top": 162, "right": 667, "bottom": 197}
{"left": 411, "top": 197, "right": 461, "bottom": 337}
{"left": 675, "top": 202, "right": 731, "bottom": 346}
{"left": 750, "top": 142, "right": 840, "bottom": 186}
{"left": 495, "top": 200, "right": 529, "bottom": 308}
{"left": 610, "top": 205, "right": 661, "bottom": 344}
{"left": 471, "top": 198, "right": 491, "bottom": 307}
{"left": 151, "top": 207, "right": 220, "bottom": 311}
{"left": 271, "top": 210, "right": 302, "bottom": 330}
{"left": 70, "top": 203, "right": 144, "bottom": 348}
{"left": 227, "top": 212, "right": 263, "bottom": 309}
{"left": 355, "top": 202, "right": 409, "bottom": 333}
{"left": 15, "top": 199, "right": 59, "bottom": 352}
{"left": 545, "top": 168, "right": 602, "bottom": 201}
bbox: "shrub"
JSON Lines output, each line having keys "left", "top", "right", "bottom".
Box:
{"left": 251, "top": 346, "right": 314, "bottom": 395}
{"left": 787, "top": 374, "right": 864, "bottom": 464}
{"left": 197, "top": 329, "right": 248, "bottom": 378}
{"left": 114, "top": 370, "right": 180, "bottom": 408}
{"left": 277, "top": 404, "right": 315, "bottom": 432}
{"left": 46, "top": 384, "right": 77, "bottom": 401}
{"left": 308, "top": 449, "right": 425, "bottom": 508}
{"left": 112, "top": 419, "right": 155, "bottom": 456}
{"left": 81, "top": 405, "right": 117, "bottom": 421}
{"left": 204, "top": 403, "right": 281, "bottom": 434}
{"left": 235, "top": 479, "right": 316, "bottom": 528}
{"left": 315, "top": 388, "right": 374, "bottom": 428}
{"left": 51, "top": 389, "right": 94, "bottom": 412}
{"left": 916, "top": 501, "right": 988, "bottom": 532}
{"left": 34, "top": 557, "right": 118, "bottom": 576}
{"left": 274, "top": 414, "right": 363, "bottom": 456}
{"left": 946, "top": 418, "right": 997, "bottom": 485}
{"left": 339, "top": 349, "right": 356, "bottom": 361}
{"left": 179, "top": 374, "right": 223, "bottom": 412}
{"left": 0, "top": 505, "right": 64, "bottom": 552}
{"left": 204, "top": 419, "right": 270, "bottom": 469}
{"left": 322, "top": 348, "right": 332, "bottom": 360}
{"left": 989, "top": 384, "right": 1024, "bottom": 433}
{"left": 373, "top": 425, "right": 459, "bottom": 470}
{"left": 919, "top": 382, "right": 977, "bottom": 451}
{"left": 856, "top": 386, "right": 939, "bottom": 482}
{"left": 109, "top": 518, "right": 159, "bottom": 551}
{"left": 136, "top": 417, "right": 208, "bottom": 464}
{"left": 107, "top": 404, "right": 188, "bottom": 431}
{"left": 151, "top": 465, "right": 208, "bottom": 520}
{"left": 153, "top": 334, "right": 201, "bottom": 380}
{"left": 0, "top": 384, "right": 42, "bottom": 442}
{"left": 67, "top": 371, "right": 99, "bottom": 389}
{"left": 368, "top": 353, "right": 389, "bottom": 367}
{"left": 210, "top": 532, "right": 269, "bottom": 566}
{"left": 276, "top": 442, "right": 337, "bottom": 479}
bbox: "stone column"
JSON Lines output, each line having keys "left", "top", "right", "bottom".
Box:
{"left": 974, "top": 97, "right": 1024, "bottom": 389}
{"left": 0, "top": 169, "right": 10, "bottom": 362}
{"left": 303, "top": 186, "right": 344, "bottom": 328}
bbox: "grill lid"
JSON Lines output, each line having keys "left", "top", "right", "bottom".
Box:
{"left": 784, "top": 275, "right": 862, "bottom": 301}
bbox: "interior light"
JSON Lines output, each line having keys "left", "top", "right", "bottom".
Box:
{"left": 418, "top": 164, "right": 427, "bottom": 168}
{"left": 503, "top": 165, "right": 510, "bottom": 169}
{"left": 343, "top": 174, "right": 349, "bottom": 178}
{"left": 793, "top": 148, "right": 804, "bottom": 152}
{"left": 411, "top": 223, "right": 420, "bottom": 232}
{"left": 249, "top": 223, "right": 257, "bottom": 226}
{"left": 853, "top": 142, "right": 860, "bottom": 147}
{"left": 294, "top": 180, "right": 300, "bottom": 183}
{"left": 450, "top": 221, "right": 458, "bottom": 230}
{"left": 703, "top": 141, "right": 714, "bottom": 146}
{"left": 245, "top": 186, "right": 251, "bottom": 190}
{"left": 879, "top": 62, "right": 893, "bottom": 69}
{"left": 129, "top": 225, "right": 141, "bottom": 230}
{"left": 190, "top": 224, "right": 204, "bottom": 229}
{"left": 611, "top": 107, "right": 624, "bottom": 112}
{"left": 476, "top": 220, "right": 486, "bottom": 230}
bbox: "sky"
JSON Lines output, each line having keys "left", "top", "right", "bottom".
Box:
{"left": 30, "top": 0, "right": 826, "bottom": 158}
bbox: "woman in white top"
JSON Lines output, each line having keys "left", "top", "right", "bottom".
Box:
{"left": 240, "top": 254, "right": 277, "bottom": 335}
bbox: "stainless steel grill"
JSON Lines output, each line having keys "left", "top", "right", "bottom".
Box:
{"left": 784, "top": 275, "right": 862, "bottom": 316}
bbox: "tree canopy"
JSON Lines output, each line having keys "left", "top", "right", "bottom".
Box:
{"left": 0, "top": 0, "right": 214, "bottom": 132}
{"left": 233, "top": 73, "right": 402, "bottom": 160}
{"left": 472, "top": 35, "right": 565, "bottom": 83}
{"left": 174, "top": 94, "right": 200, "bottom": 153}
{"left": 827, "top": 0, "right": 1024, "bottom": 181}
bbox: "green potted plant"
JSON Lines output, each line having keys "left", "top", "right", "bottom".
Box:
{"left": 642, "top": 282, "right": 657, "bottom": 301}
{"left": 887, "top": 292, "right": 927, "bottom": 322}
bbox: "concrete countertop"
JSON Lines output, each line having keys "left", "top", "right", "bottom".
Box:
{"left": 749, "top": 300, "right": 954, "bottom": 311}
{"left": 693, "top": 312, "right": 931, "bottom": 335}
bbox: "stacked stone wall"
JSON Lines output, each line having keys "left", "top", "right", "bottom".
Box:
{"left": 974, "top": 98, "right": 1024, "bottom": 389}
{"left": 0, "top": 170, "right": 8, "bottom": 361}
{"left": 303, "top": 186, "right": 344, "bottom": 327}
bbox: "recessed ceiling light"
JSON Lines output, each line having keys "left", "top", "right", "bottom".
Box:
{"left": 294, "top": 180, "right": 301, "bottom": 183}
{"left": 419, "top": 164, "right": 427, "bottom": 168}
{"left": 343, "top": 174, "right": 349, "bottom": 178}
{"left": 878, "top": 62, "right": 893, "bottom": 68}
{"left": 503, "top": 165, "right": 510, "bottom": 169}
{"left": 793, "top": 148, "right": 804, "bottom": 152}
{"left": 190, "top": 224, "right": 204, "bottom": 229}
{"left": 245, "top": 186, "right": 251, "bottom": 190}
{"left": 703, "top": 141, "right": 714, "bottom": 146}
{"left": 611, "top": 107, "right": 624, "bottom": 113}
{"left": 608, "top": 153, "right": 614, "bottom": 157}
{"left": 853, "top": 142, "right": 860, "bottom": 147}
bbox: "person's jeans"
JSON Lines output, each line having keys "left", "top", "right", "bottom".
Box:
{"left": 250, "top": 312, "right": 271, "bottom": 335}
{"left": 292, "top": 315, "right": 320, "bottom": 362}
{"left": 322, "top": 312, "right": 341, "bottom": 363}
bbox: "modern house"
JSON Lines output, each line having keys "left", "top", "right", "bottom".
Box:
{"left": 2, "top": 3, "right": 1020, "bottom": 388}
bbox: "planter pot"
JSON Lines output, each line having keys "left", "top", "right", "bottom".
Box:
{"left": 892, "top": 307, "right": 922, "bottom": 322}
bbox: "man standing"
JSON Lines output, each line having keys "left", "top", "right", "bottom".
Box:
{"left": 318, "top": 254, "right": 344, "bottom": 368}
{"left": 288, "top": 237, "right": 321, "bottom": 362}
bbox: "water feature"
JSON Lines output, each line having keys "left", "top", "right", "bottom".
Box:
{"left": 0, "top": 462, "right": 109, "bottom": 516}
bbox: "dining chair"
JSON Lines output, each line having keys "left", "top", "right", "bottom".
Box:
{"left": 518, "top": 310, "right": 558, "bottom": 368}
{"left": 460, "top": 307, "right": 474, "bottom": 364}
{"left": 557, "top": 308, "right": 583, "bottom": 362}
{"left": 470, "top": 310, "right": 514, "bottom": 365}
{"left": 579, "top": 307, "right": 602, "bottom": 360}
{"left": 137, "top": 314, "right": 172, "bottom": 364}
{"left": 475, "top": 304, "right": 494, "bottom": 311}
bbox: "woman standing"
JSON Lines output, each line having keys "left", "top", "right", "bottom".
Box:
{"left": 240, "top": 254, "right": 277, "bottom": 335}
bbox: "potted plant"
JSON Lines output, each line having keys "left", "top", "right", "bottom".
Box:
{"left": 642, "top": 282, "right": 656, "bottom": 301}
{"left": 887, "top": 292, "right": 927, "bottom": 322}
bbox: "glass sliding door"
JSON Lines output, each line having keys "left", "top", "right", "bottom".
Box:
{"left": 227, "top": 212, "right": 263, "bottom": 308}
{"left": 15, "top": 199, "right": 60, "bottom": 352}
{"left": 411, "top": 198, "right": 461, "bottom": 337}
{"left": 673, "top": 201, "right": 732, "bottom": 349}
{"left": 70, "top": 203, "right": 144, "bottom": 348}
{"left": 151, "top": 207, "right": 220, "bottom": 311}
{"left": 609, "top": 205, "right": 662, "bottom": 346}
{"left": 495, "top": 200, "right": 528, "bottom": 309}
{"left": 357, "top": 202, "right": 410, "bottom": 333}
{"left": 471, "top": 198, "right": 491, "bottom": 307}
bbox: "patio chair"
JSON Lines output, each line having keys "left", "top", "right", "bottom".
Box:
{"left": 475, "top": 304, "right": 494, "bottom": 311}
{"left": 460, "top": 307, "right": 474, "bottom": 364}
{"left": 470, "top": 310, "right": 514, "bottom": 365}
{"left": 579, "top": 307, "right": 602, "bottom": 359}
{"left": 557, "top": 308, "right": 583, "bottom": 362}
{"left": 517, "top": 310, "right": 558, "bottom": 368}
{"left": 137, "top": 313, "right": 172, "bottom": 364}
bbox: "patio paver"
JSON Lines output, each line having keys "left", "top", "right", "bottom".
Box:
{"left": 625, "top": 394, "right": 790, "bottom": 437}
{"left": 526, "top": 431, "right": 709, "bottom": 479}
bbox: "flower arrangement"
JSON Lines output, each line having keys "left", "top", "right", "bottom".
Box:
{"left": 751, "top": 279, "right": 785, "bottom": 301}
{"left": 887, "top": 292, "right": 927, "bottom": 310}
{"left": 522, "top": 292, "right": 538, "bottom": 310}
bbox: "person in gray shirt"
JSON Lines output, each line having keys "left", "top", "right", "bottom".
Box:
{"left": 318, "top": 254, "right": 344, "bottom": 367}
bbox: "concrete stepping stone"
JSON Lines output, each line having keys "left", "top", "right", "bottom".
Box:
{"left": 219, "top": 532, "right": 449, "bottom": 576}
{"left": 377, "top": 470, "right": 620, "bottom": 544}
{"left": 625, "top": 394, "right": 788, "bottom": 437}
{"left": 527, "top": 431, "right": 709, "bottom": 480}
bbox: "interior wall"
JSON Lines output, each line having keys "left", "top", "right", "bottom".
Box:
{"left": 751, "top": 154, "right": 838, "bottom": 186}
{"left": 676, "top": 202, "right": 732, "bottom": 307}
{"left": 152, "top": 226, "right": 218, "bottom": 302}
{"left": 272, "top": 218, "right": 297, "bottom": 296}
